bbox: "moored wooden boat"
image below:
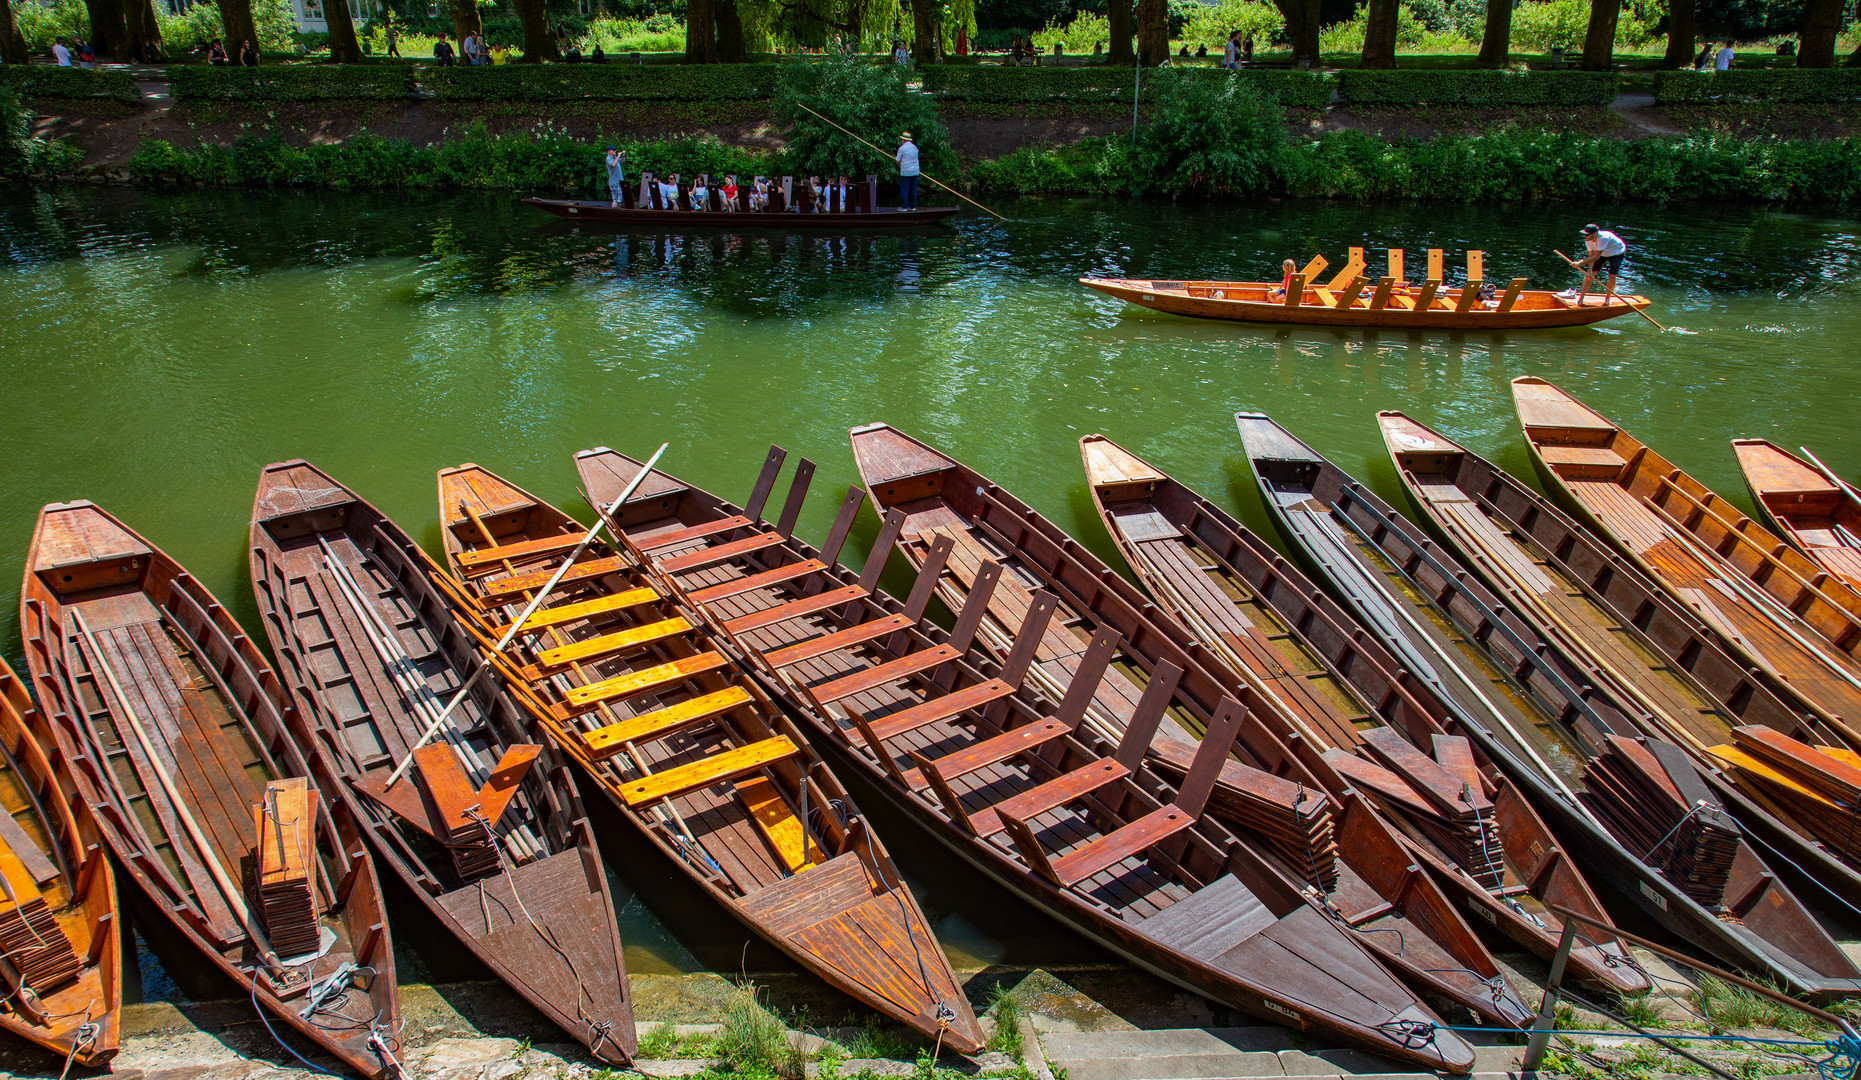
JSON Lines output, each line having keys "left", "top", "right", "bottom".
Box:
{"left": 247, "top": 461, "right": 635, "bottom": 1063}
{"left": 1078, "top": 433, "right": 1643, "bottom": 995}
{"left": 20, "top": 501, "right": 401, "bottom": 1077}
{"left": 0, "top": 656, "right": 119, "bottom": 1067}
{"left": 523, "top": 198, "right": 960, "bottom": 229}
{"left": 1732, "top": 439, "right": 1861, "bottom": 597}
{"left": 846, "top": 424, "right": 1533, "bottom": 1030}
{"left": 1378, "top": 412, "right": 1861, "bottom": 913}
{"left": 433, "top": 462, "right": 984, "bottom": 1054}
{"left": 1236, "top": 413, "right": 1861, "bottom": 1001}
{"left": 573, "top": 444, "right": 1480, "bottom": 1073}
{"left": 1513, "top": 378, "right": 1861, "bottom": 750}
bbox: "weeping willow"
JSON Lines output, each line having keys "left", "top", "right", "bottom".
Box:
{"left": 736, "top": 0, "right": 973, "bottom": 52}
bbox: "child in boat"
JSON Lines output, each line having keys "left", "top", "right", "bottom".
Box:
{"left": 808, "top": 176, "right": 825, "bottom": 211}
{"left": 1271, "top": 258, "right": 1296, "bottom": 298}
{"left": 691, "top": 174, "right": 711, "bottom": 211}
{"left": 750, "top": 177, "right": 769, "bottom": 211}
{"left": 659, "top": 173, "right": 681, "bottom": 209}
{"left": 721, "top": 175, "right": 739, "bottom": 210}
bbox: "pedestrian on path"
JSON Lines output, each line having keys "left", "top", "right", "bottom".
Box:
{"left": 895, "top": 131, "right": 919, "bottom": 210}
{"left": 52, "top": 38, "right": 72, "bottom": 66}
{"left": 385, "top": 19, "right": 401, "bottom": 57}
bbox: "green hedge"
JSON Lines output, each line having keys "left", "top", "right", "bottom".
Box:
{"left": 1336, "top": 70, "right": 1618, "bottom": 107}
{"left": 418, "top": 64, "right": 784, "bottom": 101}
{"left": 1, "top": 67, "right": 141, "bottom": 104}
{"left": 1652, "top": 69, "right": 1861, "bottom": 104}
{"left": 167, "top": 65, "right": 416, "bottom": 102}
{"left": 918, "top": 66, "right": 1336, "bottom": 109}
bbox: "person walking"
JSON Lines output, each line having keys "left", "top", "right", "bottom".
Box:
{"left": 1569, "top": 223, "right": 1627, "bottom": 306}
{"left": 604, "top": 146, "right": 626, "bottom": 207}
{"left": 1223, "top": 31, "right": 1237, "bottom": 69}
{"left": 894, "top": 40, "right": 909, "bottom": 66}
{"left": 895, "top": 131, "right": 920, "bottom": 211}
{"left": 433, "top": 36, "right": 454, "bottom": 64}
{"left": 385, "top": 18, "right": 401, "bottom": 57}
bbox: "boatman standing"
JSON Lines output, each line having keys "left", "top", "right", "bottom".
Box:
{"left": 605, "top": 146, "right": 626, "bottom": 208}
{"left": 896, "top": 132, "right": 920, "bottom": 211}
{"left": 1573, "top": 223, "right": 1626, "bottom": 306}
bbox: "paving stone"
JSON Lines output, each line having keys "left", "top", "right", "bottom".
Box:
{"left": 1041, "top": 1028, "right": 1285, "bottom": 1080}
{"left": 1276, "top": 1047, "right": 1429, "bottom": 1078}
{"left": 837, "top": 1058, "right": 918, "bottom": 1076}
{"left": 632, "top": 1060, "right": 713, "bottom": 1077}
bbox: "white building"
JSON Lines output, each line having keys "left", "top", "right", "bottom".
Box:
{"left": 288, "top": 0, "right": 383, "bottom": 34}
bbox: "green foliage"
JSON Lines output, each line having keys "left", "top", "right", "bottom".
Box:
{"left": 1690, "top": 975, "right": 1822, "bottom": 1037}
{"left": 0, "top": 86, "right": 29, "bottom": 178}
{"left": 1179, "top": 0, "right": 1284, "bottom": 50}
{"left": 967, "top": 136, "right": 1137, "bottom": 194}
{"left": 774, "top": 57, "right": 954, "bottom": 180}
{"left": 1134, "top": 69, "right": 1288, "bottom": 195}
{"left": 636, "top": 1024, "right": 681, "bottom": 1059}
{"left": 715, "top": 981, "right": 809, "bottom": 1078}
{"left": 167, "top": 65, "right": 418, "bottom": 101}
{"left": 1615, "top": 991, "right": 1668, "bottom": 1029}
{"left": 986, "top": 984, "right": 1024, "bottom": 1060}
{"left": 579, "top": 14, "right": 686, "bottom": 51}
{"left": 839, "top": 1014, "right": 919, "bottom": 1059}
{"left": 255, "top": 0, "right": 301, "bottom": 51}
{"left": 1338, "top": 69, "right": 1618, "bottom": 105}
{"left": 157, "top": 3, "right": 227, "bottom": 53}
{"left": 1653, "top": 69, "right": 1861, "bottom": 103}
{"left": 1032, "top": 11, "right": 1109, "bottom": 53}
{"left": 1511, "top": 0, "right": 1660, "bottom": 50}
{"left": 12, "top": 0, "right": 88, "bottom": 52}
{"left": 919, "top": 65, "right": 1337, "bottom": 109}
{"left": 1, "top": 66, "right": 142, "bottom": 104}
{"left": 421, "top": 63, "right": 782, "bottom": 101}
{"left": 1320, "top": 4, "right": 1430, "bottom": 51}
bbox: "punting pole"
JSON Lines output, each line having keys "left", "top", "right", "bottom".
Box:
{"left": 792, "top": 102, "right": 1010, "bottom": 222}
{"left": 1798, "top": 446, "right": 1861, "bottom": 511}
{"left": 1553, "top": 249, "right": 1667, "bottom": 331}
{"left": 383, "top": 443, "right": 669, "bottom": 789}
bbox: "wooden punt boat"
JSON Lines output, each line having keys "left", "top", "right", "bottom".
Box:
{"left": 572, "top": 444, "right": 1480, "bottom": 1073}
{"left": 432, "top": 463, "right": 983, "bottom": 1054}
{"left": 522, "top": 198, "right": 960, "bottom": 229}
{"left": 247, "top": 461, "right": 635, "bottom": 1063}
{"left": 0, "top": 656, "right": 119, "bottom": 1067}
{"left": 1379, "top": 413, "right": 1861, "bottom": 914}
{"left": 1513, "top": 378, "right": 1861, "bottom": 750}
{"left": 1733, "top": 440, "right": 1861, "bottom": 597}
{"left": 1078, "top": 433, "right": 1644, "bottom": 996}
{"left": 1236, "top": 414, "right": 1861, "bottom": 1001}
{"left": 844, "top": 425, "right": 1533, "bottom": 1031}
{"left": 19, "top": 501, "right": 401, "bottom": 1076}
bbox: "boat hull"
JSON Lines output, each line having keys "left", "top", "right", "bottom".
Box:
{"left": 1080, "top": 277, "right": 1649, "bottom": 330}
{"left": 524, "top": 198, "right": 960, "bottom": 229}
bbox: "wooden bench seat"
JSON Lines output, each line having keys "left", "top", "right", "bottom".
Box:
{"left": 620, "top": 736, "right": 798, "bottom": 806}
{"left": 863, "top": 679, "right": 1015, "bottom": 745}
{"left": 763, "top": 615, "right": 911, "bottom": 669}
{"left": 723, "top": 586, "right": 868, "bottom": 634}
{"left": 1539, "top": 445, "right": 1627, "bottom": 468}
{"left": 810, "top": 645, "right": 958, "bottom": 705}
{"left": 557, "top": 652, "right": 729, "bottom": 717}
{"left": 1048, "top": 804, "right": 1194, "bottom": 887}
{"left": 969, "top": 758, "right": 1129, "bottom": 839}
{"left": 689, "top": 560, "right": 825, "bottom": 605}
{"left": 457, "top": 533, "right": 584, "bottom": 574}
{"left": 481, "top": 556, "right": 626, "bottom": 602}
{"left": 512, "top": 587, "right": 659, "bottom": 635}
{"left": 904, "top": 719, "right": 1068, "bottom": 791}
{"left": 581, "top": 687, "right": 753, "bottom": 759}
{"left": 522, "top": 617, "right": 692, "bottom": 679}
{"left": 638, "top": 515, "right": 753, "bottom": 552}
{"left": 657, "top": 533, "right": 783, "bottom": 574}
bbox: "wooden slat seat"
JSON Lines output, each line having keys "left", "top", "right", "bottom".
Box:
{"left": 810, "top": 645, "right": 958, "bottom": 704}
{"left": 764, "top": 615, "right": 912, "bottom": 668}
{"left": 481, "top": 556, "right": 626, "bottom": 602}
{"left": 620, "top": 736, "right": 799, "bottom": 806}
{"left": 1049, "top": 804, "right": 1194, "bottom": 887}
{"left": 1539, "top": 445, "right": 1626, "bottom": 468}
{"left": 638, "top": 515, "right": 754, "bottom": 551}
{"left": 458, "top": 533, "right": 583, "bottom": 572}
{"left": 689, "top": 561, "right": 826, "bottom": 605}
{"left": 864, "top": 679, "right": 1016, "bottom": 745}
{"left": 969, "top": 758, "right": 1129, "bottom": 838}
{"left": 523, "top": 617, "right": 692, "bottom": 678}
{"left": 724, "top": 586, "right": 868, "bottom": 634}
{"left": 511, "top": 587, "right": 660, "bottom": 635}
{"left": 904, "top": 719, "right": 1068, "bottom": 791}
{"left": 558, "top": 652, "right": 729, "bottom": 716}
{"left": 582, "top": 687, "right": 753, "bottom": 759}
{"left": 657, "top": 533, "right": 784, "bottom": 574}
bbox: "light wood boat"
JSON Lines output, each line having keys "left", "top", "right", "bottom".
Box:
{"left": 845, "top": 424, "right": 1532, "bottom": 1031}
{"left": 248, "top": 461, "right": 635, "bottom": 1063}
{"left": 0, "top": 656, "right": 119, "bottom": 1067}
{"left": 523, "top": 197, "right": 959, "bottom": 229}
{"left": 572, "top": 444, "right": 1480, "bottom": 1074}
{"left": 1733, "top": 439, "right": 1861, "bottom": 597}
{"left": 432, "top": 462, "right": 984, "bottom": 1054}
{"left": 1078, "top": 433, "right": 1644, "bottom": 996}
{"left": 21, "top": 501, "right": 400, "bottom": 1077}
{"left": 1513, "top": 378, "right": 1861, "bottom": 751}
{"left": 1236, "top": 413, "right": 1861, "bottom": 1001}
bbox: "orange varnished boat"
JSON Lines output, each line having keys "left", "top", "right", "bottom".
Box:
{"left": 1732, "top": 439, "right": 1861, "bottom": 597}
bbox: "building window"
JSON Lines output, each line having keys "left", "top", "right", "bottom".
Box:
{"left": 428, "top": 1, "right": 439, "bottom": 14}
{"left": 578, "top": 0, "right": 590, "bottom": 13}
{"left": 303, "top": 0, "right": 324, "bottom": 20}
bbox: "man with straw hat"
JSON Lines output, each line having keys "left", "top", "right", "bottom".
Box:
{"left": 895, "top": 132, "right": 920, "bottom": 211}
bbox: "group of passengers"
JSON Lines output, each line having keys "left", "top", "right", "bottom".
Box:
{"left": 604, "top": 150, "right": 859, "bottom": 213}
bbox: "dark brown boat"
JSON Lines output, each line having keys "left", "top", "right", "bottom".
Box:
{"left": 1378, "top": 412, "right": 1861, "bottom": 914}
{"left": 0, "top": 656, "right": 120, "bottom": 1067}
{"left": 1078, "top": 433, "right": 1643, "bottom": 996}
{"left": 843, "top": 425, "right": 1533, "bottom": 1031}
{"left": 522, "top": 198, "right": 959, "bottom": 229}
{"left": 1235, "top": 413, "right": 1861, "bottom": 1001}
{"left": 1513, "top": 377, "right": 1861, "bottom": 750}
{"left": 432, "top": 462, "right": 984, "bottom": 1054}
{"left": 1732, "top": 439, "right": 1861, "bottom": 598}
{"left": 20, "top": 501, "right": 401, "bottom": 1077}
{"left": 573, "top": 444, "right": 1479, "bottom": 1073}
{"left": 247, "top": 461, "right": 635, "bottom": 1063}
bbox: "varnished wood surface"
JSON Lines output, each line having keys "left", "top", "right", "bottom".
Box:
{"left": 1734, "top": 439, "right": 1861, "bottom": 596}
{"left": 1080, "top": 277, "right": 1650, "bottom": 330}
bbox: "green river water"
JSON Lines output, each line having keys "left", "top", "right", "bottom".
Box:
{"left": 4, "top": 184, "right": 1860, "bottom": 991}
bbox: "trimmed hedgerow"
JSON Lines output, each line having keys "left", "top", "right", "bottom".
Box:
{"left": 1652, "top": 69, "right": 1861, "bottom": 104}
{"left": 418, "top": 63, "right": 784, "bottom": 102}
{"left": 917, "top": 65, "right": 1336, "bottom": 110}
{"left": 1, "top": 66, "right": 142, "bottom": 104}
{"left": 166, "top": 64, "right": 416, "bottom": 102}
{"left": 1336, "top": 69, "right": 1618, "bottom": 107}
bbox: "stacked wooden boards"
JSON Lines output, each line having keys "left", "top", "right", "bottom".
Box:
{"left": 247, "top": 462, "right": 635, "bottom": 1063}
{"left": 1733, "top": 440, "right": 1861, "bottom": 597}
{"left": 0, "top": 656, "right": 119, "bottom": 1067}
{"left": 1711, "top": 727, "right": 1861, "bottom": 868}
{"left": 846, "top": 424, "right": 1534, "bottom": 1031}
{"left": 1078, "top": 433, "right": 1642, "bottom": 995}
{"left": 20, "top": 501, "right": 401, "bottom": 1076}
{"left": 432, "top": 462, "right": 984, "bottom": 1054}
{"left": 573, "top": 443, "right": 1480, "bottom": 1075}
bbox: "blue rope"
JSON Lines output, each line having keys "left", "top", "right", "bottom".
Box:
{"left": 1427, "top": 1023, "right": 1861, "bottom": 1080}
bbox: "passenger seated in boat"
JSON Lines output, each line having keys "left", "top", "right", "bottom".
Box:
{"left": 750, "top": 176, "right": 770, "bottom": 211}
{"left": 721, "top": 174, "right": 740, "bottom": 211}
{"left": 1270, "top": 258, "right": 1296, "bottom": 298}
{"left": 659, "top": 173, "right": 681, "bottom": 210}
{"left": 1478, "top": 281, "right": 1498, "bottom": 309}
{"left": 691, "top": 174, "right": 710, "bottom": 211}
{"left": 807, "top": 175, "right": 824, "bottom": 211}
{"left": 834, "top": 175, "right": 852, "bottom": 212}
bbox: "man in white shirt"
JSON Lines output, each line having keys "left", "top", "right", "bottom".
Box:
{"left": 895, "top": 132, "right": 920, "bottom": 210}
{"left": 1223, "top": 32, "right": 1237, "bottom": 69}
{"left": 1572, "top": 223, "right": 1627, "bottom": 306}
{"left": 1715, "top": 43, "right": 1733, "bottom": 70}
{"left": 52, "top": 38, "right": 73, "bottom": 66}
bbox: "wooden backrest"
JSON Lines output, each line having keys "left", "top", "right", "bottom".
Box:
{"left": 1427, "top": 248, "right": 1443, "bottom": 281}
{"left": 1283, "top": 274, "right": 1305, "bottom": 307}
{"left": 1323, "top": 249, "right": 1365, "bottom": 289}
{"left": 1387, "top": 248, "right": 1403, "bottom": 281}
{"left": 1466, "top": 249, "right": 1484, "bottom": 284}
{"left": 864, "top": 175, "right": 879, "bottom": 213}
{"left": 1495, "top": 277, "right": 1527, "bottom": 312}
{"left": 1298, "top": 254, "right": 1328, "bottom": 280}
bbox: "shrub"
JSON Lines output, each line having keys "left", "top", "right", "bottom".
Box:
{"left": 157, "top": 3, "right": 226, "bottom": 53}
{"left": 774, "top": 57, "right": 953, "bottom": 180}
{"left": 1134, "top": 69, "right": 1289, "bottom": 195}
{"left": 1032, "top": 11, "right": 1110, "bottom": 53}
{"left": 0, "top": 86, "right": 29, "bottom": 178}
{"left": 968, "top": 135, "right": 1136, "bottom": 194}
{"left": 1652, "top": 69, "right": 1861, "bottom": 103}
{"left": 167, "top": 64, "right": 416, "bottom": 101}
{"left": 1511, "top": 0, "right": 1659, "bottom": 50}
{"left": 919, "top": 65, "right": 1336, "bottom": 109}
{"left": 1320, "top": 4, "right": 1429, "bottom": 52}
{"left": 13, "top": 0, "right": 88, "bottom": 52}
{"left": 419, "top": 63, "right": 781, "bottom": 101}
{"left": 1180, "top": 0, "right": 1284, "bottom": 51}
{"left": 1, "top": 67, "right": 142, "bottom": 104}
{"left": 1338, "top": 69, "right": 1618, "bottom": 106}
{"left": 579, "top": 14, "right": 686, "bottom": 52}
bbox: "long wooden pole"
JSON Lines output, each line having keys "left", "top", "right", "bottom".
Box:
{"left": 1798, "top": 445, "right": 1861, "bottom": 510}
{"left": 792, "top": 102, "right": 1010, "bottom": 222}
{"left": 1554, "top": 249, "right": 1667, "bottom": 330}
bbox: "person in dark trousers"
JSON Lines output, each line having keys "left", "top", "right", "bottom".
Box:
{"left": 895, "top": 131, "right": 920, "bottom": 210}
{"left": 433, "top": 37, "right": 453, "bottom": 64}
{"left": 385, "top": 19, "right": 400, "bottom": 57}
{"left": 239, "top": 40, "right": 258, "bottom": 66}
{"left": 1569, "top": 223, "right": 1627, "bottom": 306}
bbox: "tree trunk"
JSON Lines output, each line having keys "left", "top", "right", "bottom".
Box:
{"left": 80, "top": 0, "right": 126, "bottom": 59}
{"left": 0, "top": 0, "right": 28, "bottom": 66}
{"left": 120, "top": 0, "right": 163, "bottom": 61}
{"left": 217, "top": 0, "right": 259, "bottom": 61}
{"left": 514, "top": 0, "right": 560, "bottom": 61}
{"left": 323, "top": 0, "right": 363, "bottom": 61}
{"left": 910, "top": 0, "right": 936, "bottom": 64}
{"left": 1798, "top": 0, "right": 1839, "bottom": 67}
{"left": 1661, "top": 0, "right": 1693, "bottom": 68}
{"left": 1579, "top": 0, "right": 1618, "bottom": 70}
{"left": 1359, "top": 0, "right": 1398, "bottom": 67}
{"left": 1136, "top": 0, "right": 1166, "bottom": 65}
{"left": 1475, "top": 0, "right": 1510, "bottom": 67}
{"left": 1106, "top": 0, "right": 1132, "bottom": 64}
{"left": 1271, "top": 0, "right": 1321, "bottom": 66}
{"left": 685, "top": 0, "right": 716, "bottom": 61}
{"left": 445, "top": 0, "right": 483, "bottom": 49}
{"left": 715, "top": 0, "right": 745, "bottom": 61}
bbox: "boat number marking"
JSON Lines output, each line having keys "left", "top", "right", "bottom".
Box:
{"left": 1639, "top": 881, "right": 1668, "bottom": 911}
{"left": 1260, "top": 999, "right": 1301, "bottom": 1023}
{"left": 1468, "top": 898, "right": 1498, "bottom": 924}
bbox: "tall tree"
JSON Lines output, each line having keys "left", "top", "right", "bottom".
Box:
{"left": 217, "top": 0, "right": 259, "bottom": 61}
{"left": 910, "top": 0, "right": 937, "bottom": 63}
{"left": 1476, "top": 0, "right": 1510, "bottom": 66}
{"left": 445, "top": 0, "right": 484, "bottom": 52}
{"left": 1359, "top": 0, "right": 1398, "bottom": 67}
{"left": 1136, "top": 0, "right": 1166, "bottom": 65}
{"left": 514, "top": 0, "right": 561, "bottom": 60}
{"left": 1579, "top": 0, "right": 1617, "bottom": 69}
{"left": 80, "top": 0, "right": 127, "bottom": 59}
{"left": 1270, "top": 0, "right": 1321, "bottom": 66}
{"left": 1106, "top": 0, "right": 1132, "bottom": 64}
{"left": 716, "top": 0, "right": 746, "bottom": 60}
{"left": 120, "top": 0, "right": 163, "bottom": 61}
{"left": 1798, "top": 0, "right": 1839, "bottom": 66}
{"left": 686, "top": 0, "right": 717, "bottom": 59}
{"left": 0, "top": 0, "right": 27, "bottom": 66}
{"left": 324, "top": 0, "right": 363, "bottom": 61}
{"left": 1661, "top": 0, "right": 1693, "bottom": 67}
